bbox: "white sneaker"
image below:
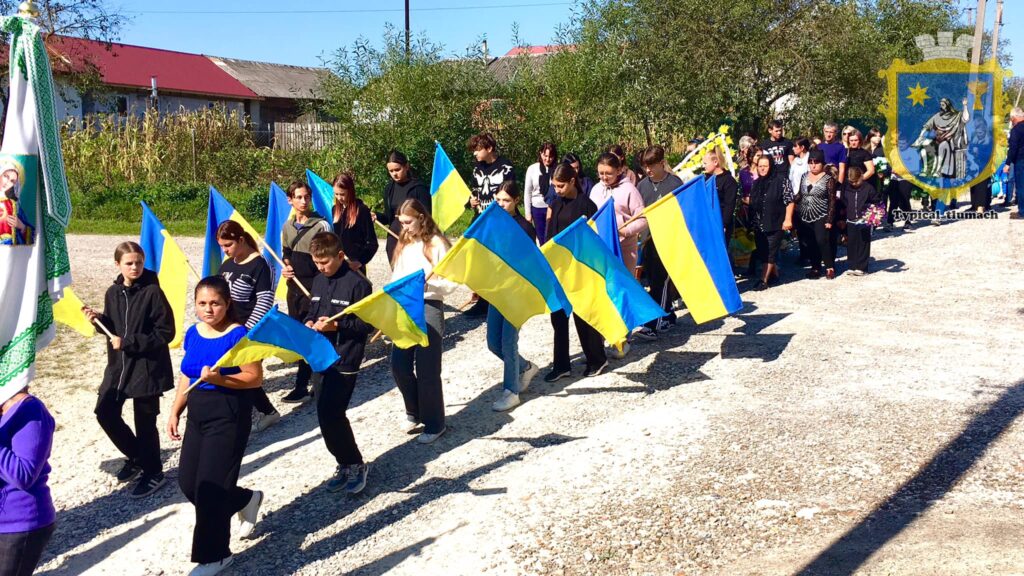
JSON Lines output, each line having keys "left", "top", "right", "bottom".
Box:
{"left": 519, "top": 361, "right": 539, "bottom": 394}
{"left": 237, "top": 490, "right": 263, "bottom": 539}
{"left": 254, "top": 410, "right": 281, "bottom": 433}
{"left": 417, "top": 427, "right": 447, "bottom": 444}
{"left": 492, "top": 390, "right": 521, "bottom": 412}
{"left": 189, "top": 556, "right": 233, "bottom": 576}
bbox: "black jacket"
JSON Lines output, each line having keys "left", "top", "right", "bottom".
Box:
{"left": 96, "top": 269, "right": 175, "bottom": 398}
{"left": 548, "top": 192, "right": 597, "bottom": 238}
{"left": 750, "top": 170, "right": 794, "bottom": 233}
{"left": 715, "top": 172, "right": 739, "bottom": 231}
{"left": 334, "top": 201, "right": 379, "bottom": 268}
{"left": 305, "top": 262, "right": 374, "bottom": 372}
{"left": 841, "top": 181, "right": 882, "bottom": 221}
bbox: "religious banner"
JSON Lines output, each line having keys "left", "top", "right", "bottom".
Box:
{"left": 878, "top": 31, "right": 1011, "bottom": 203}
{"left": 0, "top": 11, "right": 73, "bottom": 403}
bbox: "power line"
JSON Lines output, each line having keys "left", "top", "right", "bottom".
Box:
{"left": 125, "top": 2, "right": 572, "bottom": 16}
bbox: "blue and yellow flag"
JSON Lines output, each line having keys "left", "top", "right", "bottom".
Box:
{"left": 305, "top": 168, "right": 337, "bottom": 221}
{"left": 214, "top": 306, "right": 339, "bottom": 372}
{"left": 589, "top": 198, "right": 623, "bottom": 263}
{"left": 430, "top": 141, "right": 472, "bottom": 232}
{"left": 265, "top": 181, "right": 292, "bottom": 302}
{"left": 542, "top": 217, "right": 663, "bottom": 347}
{"left": 140, "top": 201, "right": 192, "bottom": 348}
{"left": 342, "top": 269, "right": 429, "bottom": 349}
{"left": 202, "top": 186, "right": 263, "bottom": 277}
{"left": 434, "top": 203, "right": 570, "bottom": 328}
{"left": 645, "top": 176, "right": 742, "bottom": 324}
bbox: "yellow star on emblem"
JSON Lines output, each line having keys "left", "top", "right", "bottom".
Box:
{"left": 906, "top": 82, "right": 930, "bottom": 107}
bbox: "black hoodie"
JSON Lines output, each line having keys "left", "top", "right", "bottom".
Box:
{"left": 305, "top": 262, "right": 374, "bottom": 372}
{"left": 95, "top": 269, "right": 175, "bottom": 398}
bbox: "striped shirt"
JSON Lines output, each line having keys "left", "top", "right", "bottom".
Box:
{"left": 220, "top": 254, "right": 275, "bottom": 329}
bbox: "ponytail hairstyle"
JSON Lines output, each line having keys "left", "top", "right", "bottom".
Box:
{"left": 387, "top": 149, "right": 409, "bottom": 166}
{"left": 596, "top": 152, "right": 622, "bottom": 170}
{"left": 552, "top": 162, "right": 578, "bottom": 185}
{"left": 113, "top": 241, "right": 145, "bottom": 264}
{"left": 332, "top": 171, "right": 359, "bottom": 228}
{"left": 392, "top": 198, "right": 451, "bottom": 267}
{"left": 194, "top": 275, "right": 240, "bottom": 325}
{"left": 216, "top": 220, "right": 257, "bottom": 251}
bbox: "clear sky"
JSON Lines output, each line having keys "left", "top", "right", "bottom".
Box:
{"left": 112, "top": 1, "right": 1019, "bottom": 79}
{"left": 112, "top": 0, "right": 578, "bottom": 67}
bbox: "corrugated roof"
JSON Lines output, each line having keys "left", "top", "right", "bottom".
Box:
{"left": 45, "top": 36, "right": 258, "bottom": 99}
{"left": 207, "top": 56, "right": 329, "bottom": 100}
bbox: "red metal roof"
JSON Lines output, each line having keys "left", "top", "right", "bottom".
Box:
{"left": 44, "top": 36, "right": 258, "bottom": 99}
{"left": 503, "top": 45, "right": 572, "bottom": 56}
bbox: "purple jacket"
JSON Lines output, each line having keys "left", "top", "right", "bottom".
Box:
{"left": 0, "top": 396, "right": 55, "bottom": 533}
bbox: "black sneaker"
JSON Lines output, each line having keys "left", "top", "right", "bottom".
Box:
{"left": 115, "top": 460, "right": 142, "bottom": 483}
{"left": 543, "top": 368, "right": 571, "bottom": 383}
{"left": 583, "top": 361, "right": 608, "bottom": 378}
{"left": 130, "top": 472, "right": 166, "bottom": 499}
{"left": 281, "top": 388, "right": 309, "bottom": 403}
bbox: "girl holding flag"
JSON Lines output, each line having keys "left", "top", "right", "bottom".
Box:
{"left": 389, "top": 199, "right": 456, "bottom": 443}
{"left": 376, "top": 151, "right": 431, "bottom": 264}
{"left": 82, "top": 242, "right": 175, "bottom": 499}
{"left": 216, "top": 221, "right": 281, "bottom": 432}
{"left": 589, "top": 152, "right": 647, "bottom": 272}
{"left": 332, "top": 172, "right": 378, "bottom": 274}
{"left": 167, "top": 277, "right": 264, "bottom": 576}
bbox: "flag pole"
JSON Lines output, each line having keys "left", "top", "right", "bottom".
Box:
{"left": 374, "top": 218, "right": 401, "bottom": 239}
{"left": 256, "top": 237, "right": 311, "bottom": 298}
{"left": 91, "top": 318, "right": 115, "bottom": 340}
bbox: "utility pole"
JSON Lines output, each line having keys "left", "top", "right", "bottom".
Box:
{"left": 970, "top": 0, "right": 987, "bottom": 70}
{"left": 405, "top": 0, "right": 411, "bottom": 62}
{"left": 991, "top": 0, "right": 1004, "bottom": 64}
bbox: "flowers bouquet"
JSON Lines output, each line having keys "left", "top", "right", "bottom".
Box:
{"left": 858, "top": 203, "right": 887, "bottom": 228}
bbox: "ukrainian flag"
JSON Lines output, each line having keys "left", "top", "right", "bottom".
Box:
{"left": 214, "top": 306, "right": 339, "bottom": 372}
{"left": 342, "top": 269, "right": 429, "bottom": 349}
{"left": 589, "top": 198, "right": 623, "bottom": 263}
{"left": 645, "top": 176, "right": 742, "bottom": 324}
{"left": 430, "top": 141, "right": 472, "bottom": 232}
{"left": 542, "top": 217, "right": 664, "bottom": 347}
{"left": 52, "top": 287, "right": 96, "bottom": 337}
{"left": 140, "top": 201, "right": 191, "bottom": 348}
{"left": 202, "top": 186, "right": 263, "bottom": 277}
{"left": 305, "top": 168, "right": 337, "bottom": 220}
{"left": 265, "top": 181, "right": 292, "bottom": 302}
{"left": 433, "top": 203, "right": 570, "bottom": 328}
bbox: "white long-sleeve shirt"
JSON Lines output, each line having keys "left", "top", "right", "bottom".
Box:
{"left": 390, "top": 236, "right": 458, "bottom": 302}
{"left": 523, "top": 162, "right": 550, "bottom": 210}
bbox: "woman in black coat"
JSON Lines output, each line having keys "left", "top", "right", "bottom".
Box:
{"left": 376, "top": 150, "right": 431, "bottom": 264}
{"left": 332, "top": 172, "right": 379, "bottom": 274}
{"left": 82, "top": 241, "right": 175, "bottom": 498}
{"left": 746, "top": 155, "right": 795, "bottom": 290}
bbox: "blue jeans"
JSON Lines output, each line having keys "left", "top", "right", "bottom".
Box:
{"left": 486, "top": 305, "right": 527, "bottom": 394}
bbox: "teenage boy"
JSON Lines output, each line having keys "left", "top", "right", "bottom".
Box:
{"left": 634, "top": 145, "right": 683, "bottom": 340}
{"left": 281, "top": 181, "right": 332, "bottom": 403}
{"left": 759, "top": 120, "right": 795, "bottom": 171}
{"left": 465, "top": 132, "right": 515, "bottom": 317}
{"left": 306, "top": 231, "right": 374, "bottom": 494}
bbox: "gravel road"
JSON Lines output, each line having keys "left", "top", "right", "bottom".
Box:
{"left": 31, "top": 211, "right": 1024, "bottom": 575}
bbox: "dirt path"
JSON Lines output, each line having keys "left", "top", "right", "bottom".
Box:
{"left": 31, "top": 214, "right": 1024, "bottom": 575}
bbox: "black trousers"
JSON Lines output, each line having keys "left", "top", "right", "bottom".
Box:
{"left": 551, "top": 310, "right": 606, "bottom": 372}
{"left": 846, "top": 223, "right": 872, "bottom": 272}
{"left": 640, "top": 239, "right": 676, "bottom": 329}
{"left": 0, "top": 523, "right": 55, "bottom": 576}
{"left": 797, "top": 218, "right": 834, "bottom": 272}
{"left": 95, "top": 390, "right": 162, "bottom": 476}
{"left": 178, "top": 389, "right": 254, "bottom": 565}
{"left": 970, "top": 180, "right": 992, "bottom": 211}
{"left": 391, "top": 300, "right": 446, "bottom": 434}
{"left": 252, "top": 389, "right": 275, "bottom": 415}
{"left": 286, "top": 282, "right": 313, "bottom": 391}
{"left": 315, "top": 370, "right": 362, "bottom": 466}
{"left": 888, "top": 179, "right": 914, "bottom": 222}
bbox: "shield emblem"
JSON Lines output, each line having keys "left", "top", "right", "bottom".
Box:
{"left": 878, "top": 57, "right": 1009, "bottom": 201}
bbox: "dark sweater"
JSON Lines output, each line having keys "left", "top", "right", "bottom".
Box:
{"left": 305, "top": 262, "right": 374, "bottom": 372}
{"left": 512, "top": 211, "right": 537, "bottom": 243}
{"left": 333, "top": 200, "right": 379, "bottom": 268}
{"left": 1008, "top": 122, "right": 1024, "bottom": 165}
{"left": 548, "top": 192, "right": 597, "bottom": 238}
{"left": 749, "top": 172, "right": 794, "bottom": 233}
{"left": 378, "top": 178, "right": 430, "bottom": 261}
{"left": 841, "top": 181, "right": 882, "bottom": 222}
{"left": 96, "top": 269, "right": 175, "bottom": 398}
{"left": 714, "top": 172, "right": 739, "bottom": 230}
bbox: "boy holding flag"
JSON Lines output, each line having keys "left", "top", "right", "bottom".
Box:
{"left": 306, "top": 232, "right": 374, "bottom": 494}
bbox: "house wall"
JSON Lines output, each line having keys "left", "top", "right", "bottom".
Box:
{"left": 55, "top": 80, "right": 247, "bottom": 125}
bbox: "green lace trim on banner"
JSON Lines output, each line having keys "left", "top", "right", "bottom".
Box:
{"left": 0, "top": 291, "right": 53, "bottom": 389}
{"left": 43, "top": 215, "right": 70, "bottom": 280}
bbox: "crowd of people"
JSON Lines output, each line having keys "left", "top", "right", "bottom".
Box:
{"left": 4, "top": 112, "right": 1022, "bottom": 576}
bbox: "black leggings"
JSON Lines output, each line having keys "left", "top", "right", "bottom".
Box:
{"left": 797, "top": 218, "right": 834, "bottom": 272}
{"left": 0, "top": 524, "right": 55, "bottom": 576}
{"left": 551, "top": 310, "right": 606, "bottom": 371}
